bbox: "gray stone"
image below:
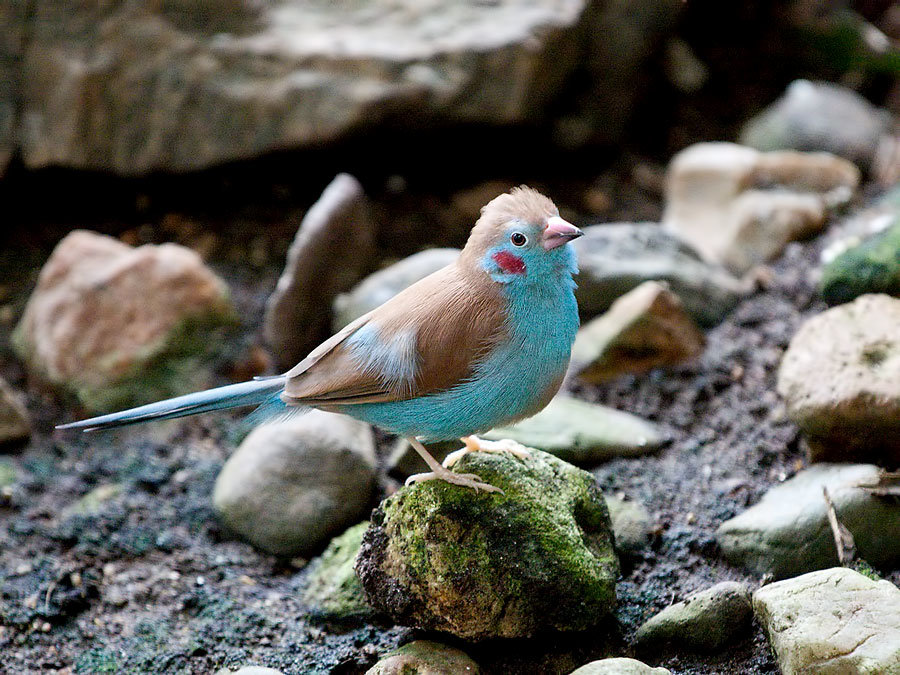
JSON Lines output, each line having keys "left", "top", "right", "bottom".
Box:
{"left": 484, "top": 395, "right": 664, "bottom": 465}
{"left": 634, "top": 581, "right": 752, "bottom": 653}
{"left": 213, "top": 411, "right": 376, "bottom": 557}
{"left": 717, "top": 463, "right": 900, "bottom": 579}
{"left": 224, "top": 668, "right": 286, "bottom": 675}
{"left": 569, "top": 280, "right": 705, "bottom": 384}
{"left": 365, "top": 640, "right": 480, "bottom": 675}
{"left": 333, "top": 248, "right": 459, "bottom": 330}
{"left": 605, "top": 495, "right": 652, "bottom": 554}
{"left": 12, "top": 230, "right": 236, "bottom": 412}
{"left": 753, "top": 567, "right": 900, "bottom": 675}
{"left": 387, "top": 395, "right": 664, "bottom": 476}
{"left": 663, "top": 142, "right": 860, "bottom": 274}
{"left": 17, "top": 0, "right": 592, "bottom": 174}
{"left": 264, "top": 174, "right": 376, "bottom": 369}
{"left": 0, "top": 377, "right": 30, "bottom": 446}
{"left": 572, "top": 223, "right": 747, "bottom": 327}
{"left": 302, "top": 521, "right": 374, "bottom": 622}
{"left": 356, "top": 449, "right": 618, "bottom": 640}
{"left": 569, "top": 658, "right": 671, "bottom": 675}
{"left": 777, "top": 294, "right": 900, "bottom": 464}
{"left": 740, "top": 80, "right": 892, "bottom": 172}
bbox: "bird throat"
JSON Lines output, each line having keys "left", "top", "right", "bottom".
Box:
{"left": 491, "top": 250, "right": 525, "bottom": 275}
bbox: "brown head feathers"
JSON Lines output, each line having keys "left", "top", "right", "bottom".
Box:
{"left": 460, "top": 186, "right": 559, "bottom": 263}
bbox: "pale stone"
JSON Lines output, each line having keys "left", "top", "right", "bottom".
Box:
{"left": 0, "top": 377, "right": 30, "bottom": 446}
{"left": 569, "top": 658, "right": 671, "bottom": 675}
{"left": 663, "top": 142, "right": 859, "bottom": 273}
{"left": 777, "top": 294, "right": 900, "bottom": 464}
{"left": 753, "top": 567, "right": 900, "bottom": 675}
{"left": 365, "top": 640, "right": 480, "bottom": 675}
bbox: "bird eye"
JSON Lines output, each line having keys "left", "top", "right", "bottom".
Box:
{"left": 510, "top": 232, "right": 528, "bottom": 247}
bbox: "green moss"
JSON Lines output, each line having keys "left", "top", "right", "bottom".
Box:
{"left": 852, "top": 559, "right": 883, "bottom": 581}
{"left": 74, "top": 648, "right": 119, "bottom": 673}
{"left": 821, "top": 219, "right": 900, "bottom": 305}
{"left": 360, "top": 448, "right": 618, "bottom": 639}
{"left": 0, "top": 460, "right": 17, "bottom": 489}
{"left": 302, "top": 521, "right": 374, "bottom": 622}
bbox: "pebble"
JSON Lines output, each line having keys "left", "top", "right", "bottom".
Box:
{"left": 365, "top": 640, "right": 481, "bottom": 675}
{"left": 753, "top": 567, "right": 900, "bottom": 674}
{"left": 213, "top": 411, "right": 377, "bottom": 556}
{"left": 634, "top": 581, "right": 752, "bottom": 653}
{"left": 717, "top": 463, "right": 900, "bottom": 578}
{"left": 604, "top": 495, "right": 653, "bottom": 554}
{"left": 302, "top": 521, "right": 374, "bottom": 622}
{"left": 777, "top": 293, "right": 900, "bottom": 464}
{"left": 263, "top": 173, "right": 376, "bottom": 369}
{"left": 569, "top": 280, "right": 705, "bottom": 384}
{"left": 821, "top": 214, "right": 900, "bottom": 304}
{"left": 569, "top": 658, "right": 671, "bottom": 675}
{"left": 0, "top": 377, "right": 30, "bottom": 447}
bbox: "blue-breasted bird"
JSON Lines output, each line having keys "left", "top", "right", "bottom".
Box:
{"left": 57, "top": 186, "right": 583, "bottom": 492}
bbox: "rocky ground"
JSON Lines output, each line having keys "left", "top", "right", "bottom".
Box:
{"left": 3, "top": 143, "right": 897, "bottom": 674}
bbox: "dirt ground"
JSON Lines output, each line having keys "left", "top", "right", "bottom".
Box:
{"left": 2, "top": 160, "right": 898, "bottom": 675}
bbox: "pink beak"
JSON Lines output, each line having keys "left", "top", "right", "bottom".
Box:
{"left": 542, "top": 216, "right": 583, "bottom": 250}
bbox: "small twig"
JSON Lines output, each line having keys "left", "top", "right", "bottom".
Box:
{"left": 823, "top": 486, "right": 856, "bottom": 566}
{"left": 856, "top": 471, "right": 900, "bottom": 498}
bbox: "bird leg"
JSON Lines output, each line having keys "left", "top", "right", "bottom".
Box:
{"left": 404, "top": 437, "right": 502, "bottom": 493}
{"left": 442, "top": 435, "right": 531, "bottom": 469}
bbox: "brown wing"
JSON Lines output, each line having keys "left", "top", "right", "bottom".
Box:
{"left": 281, "top": 262, "right": 508, "bottom": 406}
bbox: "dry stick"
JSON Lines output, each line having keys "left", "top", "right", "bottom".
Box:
{"left": 822, "top": 486, "right": 856, "bottom": 566}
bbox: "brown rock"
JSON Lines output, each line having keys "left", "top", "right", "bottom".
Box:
{"left": 569, "top": 281, "right": 705, "bottom": 384}
{"left": 263, "top": 174, "right": 375, "bottom": 370}
{"left": 777, "top": 294, "right": 900, "bottom": 464}
{"left": 12, "top": 230, "right": 235, "bottom": 412}
{"left": 0, "top": 377, "right": 30, "bottom": 447}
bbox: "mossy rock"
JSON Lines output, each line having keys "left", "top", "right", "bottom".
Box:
{"left": 302, "top": 521, "right": 374, "bottom": 622}
{"left": 355, "top": 448, "right": 618, "bottom": 640}
{"left": 821, "top": 218, "right": 900, "bottom": 305}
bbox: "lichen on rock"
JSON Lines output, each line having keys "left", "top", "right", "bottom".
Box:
{"left": 355, "top": 448, "right": 618, "bottom": 640}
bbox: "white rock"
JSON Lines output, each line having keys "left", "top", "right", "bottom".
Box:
{"left": 569, "top": 658, "right": 671, "bottom": 675}
{"left": 753, "top": 567, "right": 900, "bottom": 675}
{"left": 663, "top": 142, "right": 859, "bottom": 273}
{"left": 213, "top": 411, "right": 376, "bottom": 556}
{"left": 777, "top": 293, "right": 900, "bottom": 464}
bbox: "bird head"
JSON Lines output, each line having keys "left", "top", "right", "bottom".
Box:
{"left": 460, "top": 186, "right": 582, "bottom": 286}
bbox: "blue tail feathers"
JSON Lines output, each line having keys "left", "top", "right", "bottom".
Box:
{"left": 56, "top": 377, "right": 287, "bottom": 431}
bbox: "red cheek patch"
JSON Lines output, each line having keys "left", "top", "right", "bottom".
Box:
{"left": 492, "top": 250, "right": 526, "bottom": 275}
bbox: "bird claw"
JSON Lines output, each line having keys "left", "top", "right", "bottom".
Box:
{"left": 442, "top": 436, "right": 531, "bottom": 468}
{"left": 405, "top": 468, "right": 503, "bottom": 494}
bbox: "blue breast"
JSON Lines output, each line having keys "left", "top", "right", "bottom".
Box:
{"left": 339, "top": 269, "right": 579, "bottom": 442}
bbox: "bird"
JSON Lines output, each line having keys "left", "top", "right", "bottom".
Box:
{"left": 57, "top": 186, "right": 583, "bottom": 493}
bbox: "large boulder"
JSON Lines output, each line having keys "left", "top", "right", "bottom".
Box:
{"left": 663, "top": 142, "right": 859, "bottom": 274}
{"left": 11, "top": 0, "right": 676, "bottom": 174}
{"left": 355, "top": 448, "right": 618, "bottom": 640}
{"left": 213, "top": 411, "right": 377, "bottom": 557}
{"left": 753, "top": 567, "right": 900, "bottom": 675}
{"left": 777, "top": 293, "right": 900, "bottom": 464}
{"left": 13, "top": 230, "right": 236, "bottom": 412}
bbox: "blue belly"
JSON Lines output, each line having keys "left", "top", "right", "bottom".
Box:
{"left": 338, "top": 280, "right": 579, "bottom": 441}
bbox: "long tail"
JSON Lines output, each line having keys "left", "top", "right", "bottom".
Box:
{"left": 55, "top": 377, "right": 287, "bottom": 432}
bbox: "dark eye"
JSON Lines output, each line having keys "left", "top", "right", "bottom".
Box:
{"left": 510, "top": 232, "right": 527, "bottom": 247}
